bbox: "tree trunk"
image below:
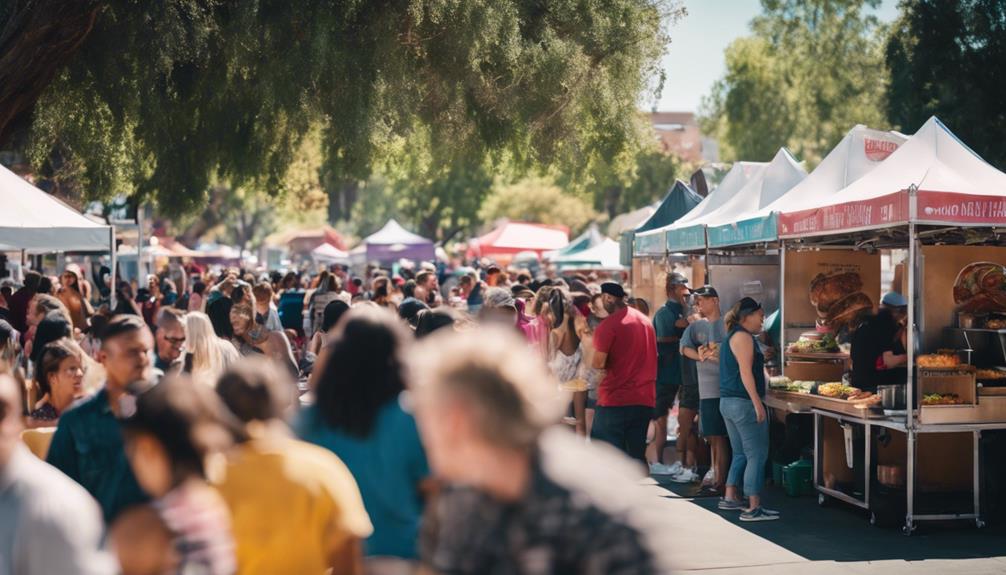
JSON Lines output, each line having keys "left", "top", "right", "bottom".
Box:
{"left": 0, "top": 1, "right": 102, "bottom": 145}
{"left": 326, "top": 178, "right": 359, "bottom": 224}
{"left": 604, "top": 185, "right": 623, "bottom": 219}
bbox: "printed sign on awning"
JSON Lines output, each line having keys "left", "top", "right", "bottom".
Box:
{"left": 778, "top": 191, "right": 909, "bottom": 236}
{"left": 666, "top": 224, "right": 706, "bottom": 253}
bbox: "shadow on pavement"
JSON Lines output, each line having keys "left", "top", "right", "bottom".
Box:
{"left": 652, "top": 477, "right": 1006, "bottom": 563}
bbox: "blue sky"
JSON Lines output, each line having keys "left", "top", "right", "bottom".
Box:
{"left": 655, "top": 0, "right": 901, "bottom": 113}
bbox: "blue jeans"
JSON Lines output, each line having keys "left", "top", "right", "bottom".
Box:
{"left": 720, "top": 397, "right": 769, "bottom": 497}
{"left": 591, "top": 405, "right": 651, "bottom": 466}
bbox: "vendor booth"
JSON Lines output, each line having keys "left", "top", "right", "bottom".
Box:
{"left": 546, "top": 224, "right": 605, "bottom": 261}
{"left": 470, "top": 221, "right": 569, "bottom": 266}
{"left": 353, "top": 219, "right": 436, "bottom": 266}
{"left": 763, "top": 117, "right": 1006, "bottom": 533}
{"left": 550, "top": 238, "right": 625, "bottom": 273}
{"left": 0, "top": 164, "right": 116, "bottom": 293}
{"left": 626, "top": 180, "right": 703, "bottom": 311}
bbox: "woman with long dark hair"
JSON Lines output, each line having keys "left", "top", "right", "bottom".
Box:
{"left": 296, "top": 307, "right": 429, "bottom": 572}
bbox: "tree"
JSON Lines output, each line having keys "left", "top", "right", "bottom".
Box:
{"left": 885, "top": 1, "right": 1006, "bottom": 169}
{"left": 700, "top": 0, "right": 889, "bottom": 166}
{"left": 5, "top": 0, "right": 682, "bottom": 224}
{"left": 478, "top": 177, "right": 598, "bottom": 234}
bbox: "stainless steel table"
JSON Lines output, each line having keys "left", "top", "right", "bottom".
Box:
{"left": 807, "top": 408, "right": 1006, "bottom": 533}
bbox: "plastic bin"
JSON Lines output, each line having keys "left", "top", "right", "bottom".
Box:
{"left": 783, "top": 459, "right": 813, "bottom": 497}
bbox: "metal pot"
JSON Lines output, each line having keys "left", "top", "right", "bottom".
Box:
{"left": 878, "top": 464, "right": 905, "bottom": 488}
{"left": 878, "top": 385, "right": 906, "bottom": 410}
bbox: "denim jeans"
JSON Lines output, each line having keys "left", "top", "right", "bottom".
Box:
{"left": 590, "top": 405, "right": 651, "bottom": 466}
{"left": 719, "top": 397, "right": 769, "bottom": 497}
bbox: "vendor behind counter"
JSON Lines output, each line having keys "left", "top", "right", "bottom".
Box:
{"left": 849, "top": 292, "right": 908, "bottom": 392}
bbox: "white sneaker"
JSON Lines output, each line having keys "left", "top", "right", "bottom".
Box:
{"left": 649, "top": 461, "right": 684, "bottom": 476}
{"left": 701, "top": 468, "right": 716, "bottom": 486}
{"left": 670, "top": 467, "right": 700, "bottom": 484}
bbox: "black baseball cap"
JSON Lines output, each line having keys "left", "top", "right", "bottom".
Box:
{"left": 668, "top": 272, "right": 690, "bottom": 286}
{"left": 600, "top": 282, "right": 627, "bottom": 298}
{"left": 692, "top": 285, "right": 719, "bottom": 298}
{"left": 737, "top": 297, "right": 763, "bottom": 317}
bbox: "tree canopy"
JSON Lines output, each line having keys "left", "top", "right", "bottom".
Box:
{"left": 3, "top": 0, "right": 681, "bottom": 224}
{"left": 478, "top": 176, "right": 598, "bottom": 234}
{"left": 885, "top": 0, "right": 1006, "bottom": 169}
{"left": 699, "top": 0, "right": 888, "bottom": 166}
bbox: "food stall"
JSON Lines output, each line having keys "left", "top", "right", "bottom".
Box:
{"left": 767, "top": 116, "right": 1006, "bottom": 533}
{"left": 629, "top": 180, "right": 703, "bottom": 310}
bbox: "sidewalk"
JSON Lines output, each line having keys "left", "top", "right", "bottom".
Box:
{"left": 642, "top": 477, "right": 1006, "bottom": 574}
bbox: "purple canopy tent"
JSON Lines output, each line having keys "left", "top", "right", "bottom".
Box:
{"left": 357, "top": 219, "right": 436, "bottom": 265}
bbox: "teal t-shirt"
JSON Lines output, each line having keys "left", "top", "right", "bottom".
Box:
{"left": 295, "top": 396, "right": 429, "bottom": 558}
{"left": 653, "top": 300, "right": 685, "bottom": 386}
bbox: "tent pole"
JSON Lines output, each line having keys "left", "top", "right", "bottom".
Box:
{"left": 906, "top": 188, "right": 918, "bottom": 432}
{"left": 109, "top": 226, "right": 118, "bottom": 310}
{"left": 779, "top": 239, "right": 786, "bottom": 375}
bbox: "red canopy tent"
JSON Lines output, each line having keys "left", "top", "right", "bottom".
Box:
{"left": 469, "top": 221, "right": 570, "bottom": 265}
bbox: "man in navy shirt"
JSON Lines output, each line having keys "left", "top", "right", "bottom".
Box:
{"left": 47, "top": 315, "right": 152, "bottom": 522}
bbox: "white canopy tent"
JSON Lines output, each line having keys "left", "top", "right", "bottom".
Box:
{"left": 779, "top": 116, "right": 1006, "bottom": 237}
{"left": 691, "top": 149, "right": 805, "bottom": 228}
{"left": 635, "top": 160, "right": 767, "bottom": 252}
{"left": 311, "top": 242, "right": 351, "bottom": 265}
{"left": 0, "top": 164, "right": 113, "bottom": 252}
{"left": 708, "top": 125, "right": 908, "bottom": 247}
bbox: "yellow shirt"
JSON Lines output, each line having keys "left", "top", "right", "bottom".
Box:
{"left": 217, "top": 433, "right": 373, "bottom": 575}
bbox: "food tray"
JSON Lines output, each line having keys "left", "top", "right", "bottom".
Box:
{"left": 768, "top": 390, "right": 885, "bottom": 418}
{"left": 785, "top": 352, "right": 850, "bottom": 361}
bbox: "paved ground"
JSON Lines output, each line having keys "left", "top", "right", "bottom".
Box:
{"left": 642, "top": 476, "right": 1006, "bottom": 574}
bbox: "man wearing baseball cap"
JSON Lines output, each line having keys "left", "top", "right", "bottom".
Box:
{"left": 589, "top": 282, "right": 657, "bottom": 467}
{"left": 680, "top": 285, "right": 729, "bottom": 493}
{"left": 648, "top": 272, "right": 693, "bottom": 477}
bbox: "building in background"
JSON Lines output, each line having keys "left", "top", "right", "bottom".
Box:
{"left": 648, "top": 111, "right": 719, "bottom": 164}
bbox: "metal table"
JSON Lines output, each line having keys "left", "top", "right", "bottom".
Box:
{"left": 810, "top": 408, "right": 1006, "bottom": 534}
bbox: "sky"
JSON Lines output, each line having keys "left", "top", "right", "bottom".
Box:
{"left": 655, "top": 0, "right": 901, "bottom": 113}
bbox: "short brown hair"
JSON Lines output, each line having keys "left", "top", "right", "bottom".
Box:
{"left": 216, "top": 357, "right": 294, "bottom": 424}
{"left": 251, "top": 282, "right": 273, "bottom": 304}
{"left": 156, "top": 307, "right": 186, "bottom": 331}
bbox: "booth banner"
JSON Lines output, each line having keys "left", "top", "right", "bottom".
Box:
{"left": 917, "top": 191, "right": 1006, "bottom": 225}
{"left": 783, "top": 250, "right": 881, "bottom": 329}
{"left": 666, "top": 225, "right": 706, "bottom": 253}
{"left": 778, "top": 191, "right": 908, "bottom": 237}
{"left": 708, "top": 213, "right": 778, "bottom": 247}
{"left": 633, "top": 230, "right": 665, "bottom": 256}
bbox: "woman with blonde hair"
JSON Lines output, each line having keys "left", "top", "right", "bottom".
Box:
{"left": 182, "top": 312, "right": 239, "bottom": 386}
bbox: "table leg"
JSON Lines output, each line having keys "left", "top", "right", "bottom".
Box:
{"left": 905, "top": 429, "right": 916, "bottom": 535}
{"left": 974, "top": 430, "right": 985, "bottom": 528}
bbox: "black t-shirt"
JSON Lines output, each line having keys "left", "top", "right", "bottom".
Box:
{"left": 850, "top": 310, "right": 904, "bottom": 391}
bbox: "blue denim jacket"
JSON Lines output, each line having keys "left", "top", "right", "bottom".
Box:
{"left": 46, "top": 388, "right": 149, "bottom": 522}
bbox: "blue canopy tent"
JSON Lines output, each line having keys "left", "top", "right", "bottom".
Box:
{"left": 623, "top": 180, "right": 703, "bottom": 262}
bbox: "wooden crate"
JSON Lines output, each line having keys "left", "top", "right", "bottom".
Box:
{"left": 917, "top": 367, "right": 978, "bottom": 424}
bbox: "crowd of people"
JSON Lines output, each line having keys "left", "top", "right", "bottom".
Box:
{"left": 0, "top": 256, "right": 782, "bottom": 574}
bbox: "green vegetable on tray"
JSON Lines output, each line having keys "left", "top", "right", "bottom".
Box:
{"left": 787, "top": 333, "right": 840, "bottom": 354}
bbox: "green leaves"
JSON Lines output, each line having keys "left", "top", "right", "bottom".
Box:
{"left": 885, "top": 1, "right": 1006, "bottom": 169}
{"left": 700, "top": 0, "right": 888, "bottom": 166}
{"left": 15, "top": 0, "right": 681, "bottom": 229}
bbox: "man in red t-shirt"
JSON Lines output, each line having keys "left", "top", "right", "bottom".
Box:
{"left": 590, "top": 282, "right": 657, "bottom": 466}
